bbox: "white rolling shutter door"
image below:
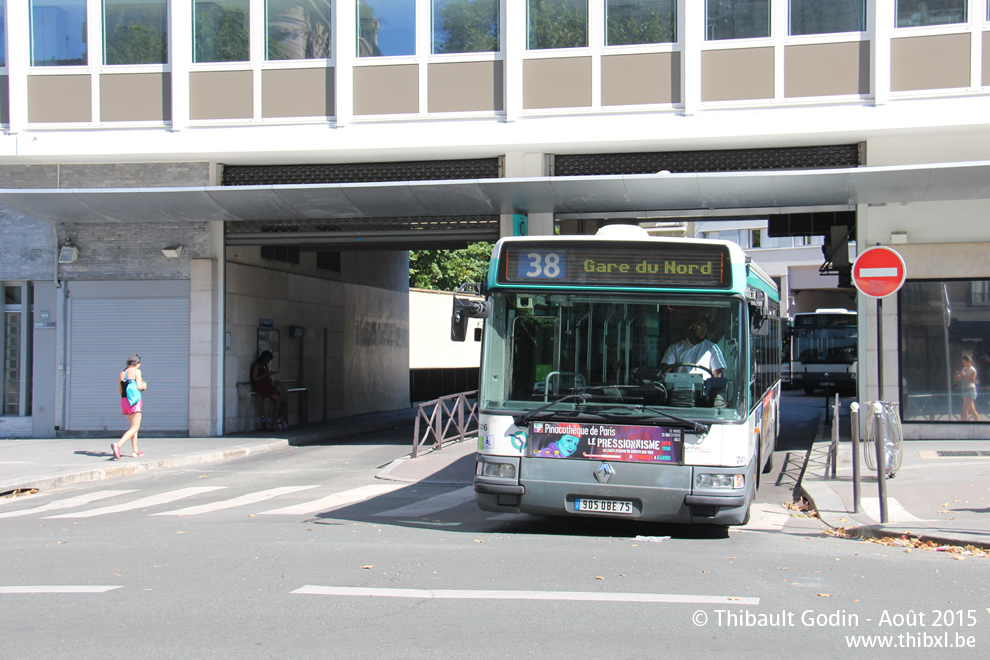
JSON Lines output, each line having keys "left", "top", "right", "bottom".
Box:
{"left": 67, "top": 297, "right": 189, "bottom": 432}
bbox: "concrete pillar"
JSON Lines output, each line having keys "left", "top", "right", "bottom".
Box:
{"left": 502, "top": 152, "right": 553, "bottom": 237}
{"left": 189, "top": 258, "right": 218, "bottom": 436}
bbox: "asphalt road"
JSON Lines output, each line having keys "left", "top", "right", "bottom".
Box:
{"left": 2, "top": 395, "right": 986, "bottom": 658}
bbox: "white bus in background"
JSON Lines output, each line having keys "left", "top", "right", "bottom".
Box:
{"left": 790, "top": 308, "right": 857, "bottom": 395}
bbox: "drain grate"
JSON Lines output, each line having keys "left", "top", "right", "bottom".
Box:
{"left": 936, "top": 450, "right": 990, "bottom": 457}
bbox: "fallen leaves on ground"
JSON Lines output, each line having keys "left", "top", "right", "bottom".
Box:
{"left": 824, "top": 528, "right": 990, "bottom": 558}
{"left": 784, "top": 498, "right": 819, "bottom": 518}
{"left": 0, "top": 488, "right": 38, "bottom": 499}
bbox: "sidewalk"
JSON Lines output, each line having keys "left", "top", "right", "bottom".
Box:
{"left": 797, "top": 404, "right": 990, "bottom": 550}
{"left": 0, "top": 408, "right": 466, "bottom": 495}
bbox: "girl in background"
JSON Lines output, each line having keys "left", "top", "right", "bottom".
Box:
{"left": 112, "top": 355, "right": 148, "bottom": 459}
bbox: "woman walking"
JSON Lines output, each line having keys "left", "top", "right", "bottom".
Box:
{"left": 112, "top": 355, "right": 148, "bottom": 459}
{"left": 960, "top": 354, "right": 979, "bottom": 421}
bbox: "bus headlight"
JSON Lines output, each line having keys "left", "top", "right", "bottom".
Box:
{"left": 695, "top": 473, "right": 745, "bottom": 489}
{"left": 480, "top": 462, "right": 516, "bottom": 479}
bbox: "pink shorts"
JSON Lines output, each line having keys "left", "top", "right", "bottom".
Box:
{"left": 121, "top": 398, "right": 143, "bottom": 415}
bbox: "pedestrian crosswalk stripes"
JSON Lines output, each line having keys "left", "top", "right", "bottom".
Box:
{"left": 859, "top": 497, "right": 926, "bottom": 523}
{"left": 372, "top": 486, "right": 475, "bottom": 518}
{"left": 45, "top": 487, "right": 228, "bottom": 519}
{"left": 151, "top": 485, "right": 320, "bottom": 516}
{"left": 0, "top": 482, "right": 805, "bottom": 531}
{"left": 259, "top": 484, "right": 404, "bottom": 515}
{"left": 0, "top": 490, "right": 137, "bottom": 519}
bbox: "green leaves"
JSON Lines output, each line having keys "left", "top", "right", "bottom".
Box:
{"left": 409, "top": 242, "right": 493, "bottom": 291}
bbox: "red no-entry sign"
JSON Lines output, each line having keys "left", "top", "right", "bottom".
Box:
{"left": 853, "top": 246, "right": 907, "bottom": 298}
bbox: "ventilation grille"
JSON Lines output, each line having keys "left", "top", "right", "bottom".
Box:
{"left": 553, "top": 145, "right": 861, "bottom": 176}
{"left": 222, "top": 158, "right": 501, "bottom": 186}
{"left": 936, "top": 450, "right": 990, "bottom": 458}
{"left": 224, "top": 216, "right": 499, "bottom": 234}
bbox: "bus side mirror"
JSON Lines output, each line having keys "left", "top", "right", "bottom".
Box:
{"left": 451, "top": 284, "right": 489, "bottom": 342}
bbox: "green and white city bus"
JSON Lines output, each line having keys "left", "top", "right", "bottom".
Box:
{"left": 452, "top": 225, "right": 782, "bottom": 526}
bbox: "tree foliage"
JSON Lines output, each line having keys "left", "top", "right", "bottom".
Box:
{"left": 105, "top": 24, "right": 168, "bottom": 65}
{"left": 606, "top": 1, "right": 676, "bottom": 45}
{"left": 409, "top": 243, "right": 493, "bottom": 291}
{"left": 434, "top": 0, "right": 500, "bottom": 54}
{"left": 528, "top": 0, "right": 588, "bottom": 50}
{"left": 194, "top": 1, "right": 250, "bottom": 63}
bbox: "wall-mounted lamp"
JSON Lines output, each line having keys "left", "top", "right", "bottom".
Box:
{"left": 58, "top": 246, "right": 79, "bottom": 263}
{"left": 161, "top": 245, "right": 185, "bottom": 258}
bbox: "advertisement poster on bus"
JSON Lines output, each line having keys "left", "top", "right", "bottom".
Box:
{"left": 530, "top": 421, "right": 682, "bottom": 463}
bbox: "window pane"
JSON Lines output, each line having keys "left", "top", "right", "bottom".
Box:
{"left": 896, "top": 0, "right": 967, "bottom": 27}
{"left": 0, "top": 1, "right": 6, "bottom": 67}
{"left": 104, "top": 1, "right": 168, "bottom": 65}
{"left": 267, "top": 0, "right": 331, "bottom": 60}
{"left": 706, "top": 0, "right": 770, "bottom": 40}
{"left": 900, "top": 280, "right": 990, "bottom": 423}
{"left": 4, "top": 285, "right": 21, "bottom": 305}
{"left": 195, "top": 0, "right": 250, "bottom": 63}
{"left": 358, "top": 0, "right": 416, "bottom": 57}
{"left": 3, "top": 311, "right": 20, "bottom": 416}
{"left": 528, "top": 0, "right": 588, "bottom": 50}
{"left": 31, "top": 0, "right": 88, "bottom": 66}
{"left": 606, "top": 0, "right": 676, "bottom": 46}
{"left": 790, "top": 0, "right": 865, "bottom": 35}
{"left": 432, "top": 0, "right": 499, "bottom": 54}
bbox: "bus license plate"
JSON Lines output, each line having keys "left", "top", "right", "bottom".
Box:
{"left": 574, "top": 498, "right": 633, "bottom": 514}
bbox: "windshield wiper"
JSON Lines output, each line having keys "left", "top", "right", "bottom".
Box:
{"left": 513, "top": 394, "right": 588, "bottom": 427}
{"left": 631, "top": 405, "right": 710, "bottom": 436}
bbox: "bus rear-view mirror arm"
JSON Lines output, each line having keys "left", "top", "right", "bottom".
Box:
{"left": 451, "top": 282, "right": 490, "bottom": 342}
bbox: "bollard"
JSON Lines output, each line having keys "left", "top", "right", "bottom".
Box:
{"left": 850, "top": 402, "right": 860, "bottom": 514}
{"left": 872, "top": 401, "right": 888, "bottom": 523}
{"left": 829, "top": 394, "right": 842, "bottom": 479}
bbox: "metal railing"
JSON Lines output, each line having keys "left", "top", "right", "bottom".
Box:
{"left": 412, "top": 391, "right": 479, "bottom": 458}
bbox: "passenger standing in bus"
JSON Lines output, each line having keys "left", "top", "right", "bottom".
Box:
{"left": 660, "top": 317, "right": 725, "bottom": 378}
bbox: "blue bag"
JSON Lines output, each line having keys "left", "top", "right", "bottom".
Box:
{"left": 125, "top": 377, "right": 141, "bottom": 406}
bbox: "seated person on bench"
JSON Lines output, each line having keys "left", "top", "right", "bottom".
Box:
{"left": 250, "top": 350, "right": 286, "bottom": 430}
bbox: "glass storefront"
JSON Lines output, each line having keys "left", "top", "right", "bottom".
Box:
{"left": 899, "top": 280, "right": 990, "bottom": 423}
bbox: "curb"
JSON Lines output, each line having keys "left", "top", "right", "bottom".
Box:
{"left": 1, "top": 439, "right": 289, "bottom": 495}
{"left": 834, "top": 524, "right": 990, "bottom": 551}
{"left": 798, "top": 478, "right": 990, "bottom": 552}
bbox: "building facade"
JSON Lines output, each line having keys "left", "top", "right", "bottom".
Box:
{"left": 2, "top": 1, "right": 990, "bottom": 440}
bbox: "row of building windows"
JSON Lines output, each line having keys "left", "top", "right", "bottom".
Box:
{"left": 1, "top": 1, "right": 987, "bottom": 69}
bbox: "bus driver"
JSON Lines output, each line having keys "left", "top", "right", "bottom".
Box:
{"left": 660, "top": 316, "right": 726, "bottom": 378}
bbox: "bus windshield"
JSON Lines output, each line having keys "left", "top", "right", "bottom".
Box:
{"left": 794, "top": 327, "right": 856, "bottom": 365}
{"left": 480, "top": 291, "right": 747, "bottom": 422}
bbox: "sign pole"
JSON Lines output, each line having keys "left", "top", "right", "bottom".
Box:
{"left": 852, "top": 245, "right": 906, "bottom": 527}
{"left": 877, "top": 297, "right": 883, "bottom": 398}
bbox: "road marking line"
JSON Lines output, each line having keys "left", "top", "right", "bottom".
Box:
{"left": 0, "top": 490, "right": 137, "bottom": 518}
{"left": 292, "top": 585, "right": 759, "bottom": 605}
{"left": 860, "top": 497, "right": 925, "bottom": 523}
{"left": 372, "top": 486, "right": 475, "bottom": 517}
{"left": 152, "top": 485, "right": 319, "bottom": 516}
{"left": 0, "top": 586, "right": 123, "bottom": 594}
{"left": 45, "top": 487, "right": 227, "bottom": 518}
{"left": 259, "top": 484, "right": 404, "bottom": 515}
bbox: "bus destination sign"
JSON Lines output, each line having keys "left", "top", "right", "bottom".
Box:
{"left": 531, "top": 421, "right": 682, "bottom": 464}
{"left": 498, "top": 242, "right": 730, "bottom": 289}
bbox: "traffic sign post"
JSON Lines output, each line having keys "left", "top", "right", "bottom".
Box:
{"left": 852, "top": 246, "right": 906, "bottom": 519}
{"left": 852, "top": 246, "right": 907, "bottom": 399}
{"left": 853, "top": 246, "right": 907, "bottom": 299}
